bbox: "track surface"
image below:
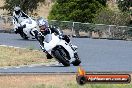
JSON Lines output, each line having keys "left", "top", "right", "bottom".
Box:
{"left": 0, "top": 33, "right": 132, "bottom": 73}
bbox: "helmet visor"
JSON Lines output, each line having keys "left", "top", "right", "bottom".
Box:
{"left": 15, "top": 10, "right": 21, "bottom": 15}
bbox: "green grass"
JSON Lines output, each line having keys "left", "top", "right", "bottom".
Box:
{"left": 32, "top": 83, "right": 132, "bottom": 88}
{"left": 32, "top": 84, "right": 58, "bottom": 88}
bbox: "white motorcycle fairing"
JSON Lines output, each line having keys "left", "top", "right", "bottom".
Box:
{"left": 43, "top": 33, "right": 76, "bottom": 63}
{"left": 20, "top": 18, "right": 38, "bottom": 38}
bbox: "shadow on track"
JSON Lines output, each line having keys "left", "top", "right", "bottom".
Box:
{"left": 47, "top": 64, "right": 76, "bottom": 68}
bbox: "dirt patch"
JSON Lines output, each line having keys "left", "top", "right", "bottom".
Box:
{"left": 0, "top": 74, "right": 131, "bottom": 88}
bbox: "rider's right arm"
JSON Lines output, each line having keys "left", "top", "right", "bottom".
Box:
{"left": 12, "top": 16, "right": 18, "bottom": 24}
{"left": 12, "top": 12, "right": 20, "bottom": 29}
{"left": 12, "top": 12, "right": 18, "bottom": 24}
{"left": 12, "top": 17, "right": 18, "bottom": 32}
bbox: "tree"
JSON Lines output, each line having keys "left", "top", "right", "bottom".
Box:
{"left": 118, "top": 0, "right": 132, "bottom": 12}
{"left": 93, "top": 8, "right": 130, "bottom": 26}
{"left": 97, "top": 0, "right": 107, "bottom": 6}
{"left": 2, "top": 0, "right": 46, "bottom": 15}
{"left": 48, "top": 0, "right": 105, "bottom": 23}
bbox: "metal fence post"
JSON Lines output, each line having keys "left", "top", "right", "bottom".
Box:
{"left": 72, "top": 22, "right": 75, "bottom": 37}
{"left": 73, "top": 22, "right": 81, "bottom": 37}
{"left": 108, "top": 25, "right": 113, "bottom": 38}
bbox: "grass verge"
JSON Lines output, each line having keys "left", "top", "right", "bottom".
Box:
{"left": 0, "top": 46, "right": 55, "bottom": 67}
{"left": 0, "top": 75, "right": 131, "bottom": 88}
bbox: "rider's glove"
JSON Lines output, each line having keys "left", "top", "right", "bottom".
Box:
{"left": 58, "top": 34, "right": 64, "bottom": 39}
{"left": 43, "top": 49, "right": 47, "bottom": 53}
{"left": 14, "top": 28, "right": 18, "bottom": 34}
{"left": 59, "top": 35, "right": 63, "bottom": 39}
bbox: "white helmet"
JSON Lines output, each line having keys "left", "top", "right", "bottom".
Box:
{"left": 37, "top": 17, "right": 49, "bottom": 27}
{"left": 14, "top": 6, "right": 21, "bottom": 15}
{"left": 14, "top": 6, "right": 21, "bottom": 11}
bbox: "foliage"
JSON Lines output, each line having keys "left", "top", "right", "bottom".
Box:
{"left": 118, "top": 0, "right": 132, "bottom": 12}
{"left": 93, "top": 8, "right": 131, "bottom": 26}
{"left": 2, "top": 0, "right": 46, "bottom": 14}
{"left": 97, "top": 0, "right": 107, "bottom": 6}
{"left": 48, "top": 0, "right": 106, "bottom": 23}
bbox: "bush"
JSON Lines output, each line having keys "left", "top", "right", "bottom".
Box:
{"left": 48, "top": 0, "right": 105, "bottom": 23}
{"left": 93, "top": 8, "right": 131, "bottom": 26}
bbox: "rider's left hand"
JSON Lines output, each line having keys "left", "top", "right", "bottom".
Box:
{"left": 59, "top": 35, "right": 63, "bottom": 39}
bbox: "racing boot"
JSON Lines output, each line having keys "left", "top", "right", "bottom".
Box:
{"left": 46, "top": 53, "right": 53, "bottom": 59}
{"left": 44, "top": 51, "right": 53, "bottom": 59}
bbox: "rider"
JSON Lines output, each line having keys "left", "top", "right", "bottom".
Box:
{"left": 37, "top": 17, "right": 77, "bottom": 59}
{"left": 13, "top": 6, "right": 29, "bottom": 33}
{"left": 13, "top": 6, "right": 38, "bottom": 39}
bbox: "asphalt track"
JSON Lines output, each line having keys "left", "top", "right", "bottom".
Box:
{"left": 0, "top": 33, "right": 132, "bottom": 73}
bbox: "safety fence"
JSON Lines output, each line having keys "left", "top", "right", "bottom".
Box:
{"left": 0, "top": 15, "right": 132, "bottom": 40}
{"left": 0, "top": 16, "right": 13, "bottom": 31}
{"left": 49, "top": 20, "right": 132, "bottom": 40}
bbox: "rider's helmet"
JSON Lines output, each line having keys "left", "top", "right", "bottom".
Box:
{"left": 37, "top": 17, "right": 49, "bottom": 32}
{"left": 14, "top": 6, "right": 21, "bottom": 15}
{"left": 37, "top": 17, "right": 49, "bottom": 28}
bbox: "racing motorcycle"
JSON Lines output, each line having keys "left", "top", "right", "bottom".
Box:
{"left": 14, "top": 17, "right": 39, "bottom": 40}
{"left": 38, "top": 33, "right": 81, "bottom": 66}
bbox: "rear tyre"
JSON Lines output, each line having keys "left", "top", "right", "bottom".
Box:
{"left": 53, "top": 49, "right": 70, "bottom": 66}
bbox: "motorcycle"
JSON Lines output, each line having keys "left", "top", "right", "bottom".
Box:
{"left": 14, "top": 17, "right": 39, "bottom": 40}
{"left": 38, "top": 33, "right": 81, "bottom": 66}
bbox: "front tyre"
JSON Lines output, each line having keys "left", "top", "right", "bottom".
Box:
{"left": 53, "top": 49, "right": 70, "bottom": 66}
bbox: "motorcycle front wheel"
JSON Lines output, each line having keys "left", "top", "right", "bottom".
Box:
{"left": 53, "top": 49, "right": 70, "bottom": 66}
